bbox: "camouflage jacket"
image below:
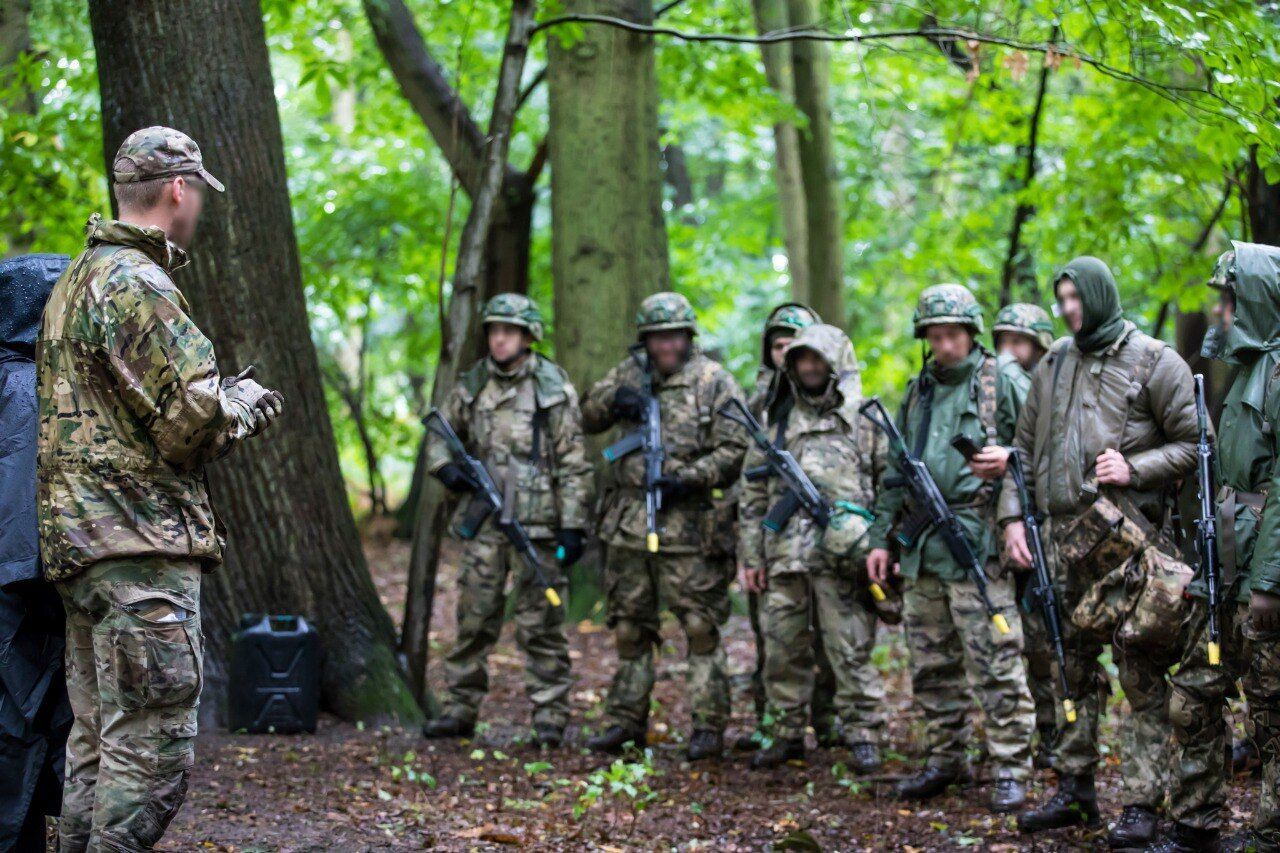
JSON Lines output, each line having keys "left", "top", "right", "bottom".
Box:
{"left": 869, "top": 346, "right": 1025, "bottom": 581}
{"left": 427, "top": 354, "right": 592, "bottom": 540}
{"left": 583, "top": 347, "right": 747, "bottom": 553}
{"left": 997, "top": 323, "right": 1197, "bottom": 532}
{"left": 738, "top": 327, "right": 884, "bottom": 576}
{"left": 37, "top": 216, "right": 257, "bottom": 579}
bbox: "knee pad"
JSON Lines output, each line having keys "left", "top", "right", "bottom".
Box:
{"left": 684, "top": 612, "right": 720, "bottom": 656}
{"left": 614, "top": 620, "right": 652, "bottom": 660}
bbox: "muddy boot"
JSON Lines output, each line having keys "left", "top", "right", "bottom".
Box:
{"left": 687, "top": 730, "right": 723, "bottom": 762}
{"left": 751, "top": 738, "right": 805, "bottom": 769}
{"left": 1147, "top": 821, "right": 1220, "bottom": 852}
{"left": 586, "top": 723, "right": 647, "bottom": 755}
{"left": 990, "top": 780, "right": 1027, "bottom": 814}
{"left": 1233, "top": 739, "right": 1262, "bottom": 778}
{"left": 1018, "top": 774, "right": 1100, "bottom": 833}
{"left": 894, "top": 766, "right": 961, "bottom": 801}
{"left": 1221, "top": 830, "right": 1278, "bottom": 852}
{"left": 531, "top": 723, "right": 564, "bottom": 749}
{"left": 1034, "top": 725, "right": 1057, "bottom": 770}
{"left": 849, "top": 742, "right": 882, "bottom": 775}
{"left": 421, "top": 716, "right": 475, "bottom": 740}
{"left": 1108, "top": 805, "right": 1159, "bottom": 850}
{"left": 733, "top": 731, "right": 763, "bottom": 752}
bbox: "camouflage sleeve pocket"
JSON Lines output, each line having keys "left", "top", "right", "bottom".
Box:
{"left": 103, "top": 585, "right": 204, "bottom": 712}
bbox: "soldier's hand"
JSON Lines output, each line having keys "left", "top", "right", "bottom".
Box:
{"left": 225, "top": 374, "right": 284, "bottom": 436}
{"left": 1004, "top": 521, "right": 1032, "bottom": 569}
{"left": 1251, "top": 590, "right": 1280, "bottom": 633}
{"left": 739, "top": 563, "right": 767, "bottom": 593}
{"left": 969, "top": 445, "right": 1009, "bottom": 480}
{"left": 866, "top": 548, "right": 896, "bottom": 585}
{"left": 434, "top": 462, "right": 474, "bottom": 494}
{"left": 1095, "top": 448, "right": 1132, "bottom": 486}
{"left": 611, "top": 386, "right": 645, "bottom": 421}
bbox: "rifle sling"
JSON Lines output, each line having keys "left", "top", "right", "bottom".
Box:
{"left": 1218, "top": 486, "right": 1267, "bottom": 586}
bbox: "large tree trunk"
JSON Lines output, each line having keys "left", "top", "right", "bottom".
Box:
{"left": 88, "top": 0, "right": 420, "bottom": 723}
{"left": 1246, "top": 148, "right": 1280, "bottom": 245}
{"left": 751, "top": 0, "right": 810, "bottom": 300}
{"left": 547, "top": 0, "right": 670, "bottom": 393}
{"left": 786, "top": 0, "right": 844, "bottom": 326}
{"left": 1, "top": 0, "right": 36, "bottom": 255}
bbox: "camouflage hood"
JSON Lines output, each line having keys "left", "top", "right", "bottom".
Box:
{"left": 0, "top": 254, "right": 67, "bottom": 359}
{"left": 1208, "top": 241, "right": 1280, "bottom": 364}
{"left": 84, "top": 213, "right": 189, "bottom": 274}
{"left": 783, "top": 323, "right": 862, "bottom": 417}
{"left": 1054, "top": 256, "right": 1125, "bottom": 354}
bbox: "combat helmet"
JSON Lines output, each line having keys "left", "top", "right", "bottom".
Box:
{"left": 481, "top": 293, "right": 543, "bottom": 342}
{"left": 912, "top": 283, "right": 984, "bottom": 338}
{"left": 636, "top": 292, "right": 698, "bottom": 336}
{"left": 1208, "top": 249, "right": 1237, "bottom": 292}
{"left": 761, "top": 302, "right": 821, "bottom": 363}
{"left": 992, "top": 303, "right": 1054, "bottom": 351}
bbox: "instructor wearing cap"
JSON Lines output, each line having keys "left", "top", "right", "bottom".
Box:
{"left": 38, "top": 126, "right": 282, "bottom": 852}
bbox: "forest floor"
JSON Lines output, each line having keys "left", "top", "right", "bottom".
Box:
{"left": 160, "top": 529, "right": 1259, "bottom": 851}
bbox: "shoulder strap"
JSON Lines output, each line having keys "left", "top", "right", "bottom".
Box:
{"left": 975, "top": 354, "right": 998, "bottom": 444}
{"left": 911, "top": 372, "right": 935, "bottom": 458}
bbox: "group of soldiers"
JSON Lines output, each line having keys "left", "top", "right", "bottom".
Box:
{"left": 424, "top": 248, "right": 1280, "bottom": 852}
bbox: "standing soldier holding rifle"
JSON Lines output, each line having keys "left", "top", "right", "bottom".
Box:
{"left": 583, "top": 293, "right": 747, "bottom": 760}
{"left": 422, "top": 294, "right": 591, "bottom": 748}
{"left": 865, "top": 284, "right": 1036, "bottom": 813}
{"left": 1152, "top": 244, "right": 1280, "bottom": 852}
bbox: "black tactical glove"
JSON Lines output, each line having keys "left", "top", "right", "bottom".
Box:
{"left": 1252, "top": 590, "right": 1280, "bottom": 633}
{"left": 556, "top": 529, "right": 586, "bottom": 568}
{"left": 434, "top": 463, "right": 474, "bottom": 494}
{"left": 655, "top": 475, "right": 692, "bottom": 505}
{"left": 611, "top": 386, "right": 646, "bottom": 421}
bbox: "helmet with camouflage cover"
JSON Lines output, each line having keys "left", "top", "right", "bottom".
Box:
{"left": 482, "top": 292, "right": 543, "bottom": 341}
{"left": 1208, "top": 249, "right": 1237, "bottom": 292}
{"left": 912, "top": 283, "right": 984, "bottom": 338}
{"left": 636, "top": 291, "right": 698, "bottom": 336}
{"left": 992, "top": 303, "right": 1054, "bottom": 351}
{"left": 761, "top": 302, "right": 820, "bottom": 364}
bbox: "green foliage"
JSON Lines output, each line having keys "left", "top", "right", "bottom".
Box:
{"left": 572, "top": 749, "right": 661, "bottom": 821}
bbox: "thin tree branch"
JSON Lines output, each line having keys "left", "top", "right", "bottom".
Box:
{"left": 999, "top": 32, "right": 1054, "bottom": 306}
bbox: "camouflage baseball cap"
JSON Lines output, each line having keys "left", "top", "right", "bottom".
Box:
{"left": 481, "top": 292, "right": 543, "bottom": 341}
{"left": 636, "top": 291, "right": 698, "bottom": 336}
{"left": 993, "top": 303, "right": 1054, "bottom": 351}
{"left": 912, "top": 283, "right": 984, "bottom": 338}
{"left": 1208, "top": 249, "right": 1237, "bottom": 291}
{"left": 112, "top": 126, "right": 225, "bottom": 192}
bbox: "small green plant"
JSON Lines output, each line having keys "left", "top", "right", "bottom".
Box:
{"left": 573, "top": 749, "right": 662, "bottom": 836}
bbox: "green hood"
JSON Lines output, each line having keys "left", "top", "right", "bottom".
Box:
{"left": 1055, "top": 255, "right": 1125, "bottom": 354}
{"left": 1212, "top": 241, "right": 1280, "bottom": 364}
{"left": 783, "top": 323, "right": 862, "bottom": 417}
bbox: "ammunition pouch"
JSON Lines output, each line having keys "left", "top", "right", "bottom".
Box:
{"left": 818, "top": 501, "right": 874, "bottom": 560}
{"left": 1071, "top": 542, "right": 1193, "bottom": 665}
{"left": 1057, "top": 491, "right": 1154, "bottom": 579}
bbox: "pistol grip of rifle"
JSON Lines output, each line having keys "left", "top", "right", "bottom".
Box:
{"left": 457, "top": 498, "right": 492, "bottom": 540}
{"left": 763, "top": 491, "right": 801, "bottom": 533}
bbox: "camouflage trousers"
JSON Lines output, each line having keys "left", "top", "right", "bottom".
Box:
{"left": 748, "top": 589, "right": 836, "bottom": 733}
{"left": 441, "top": 535, "right": 572, "bottom": 728}
{"left": 1167, "top": 598, "right": 1280, "bottom": 842}
{"left": 603, "top": 546, "right": 730, "bottom": 733}
{"left": 902, "top": 571, "right": 1034, "bottom": 781}
{"left": 761, "top": 570, "right": 884, "bottom": 744}
{"left": 55, "top": 557, "right": 204, "bottom": 852}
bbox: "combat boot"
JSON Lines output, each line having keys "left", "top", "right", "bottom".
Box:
{"left": 1108, "top": 805, "right": 1159, "bottom": 850}
{"left": 990, "top": 779, "right": 1027, "bottom": 814}
{"left": 894, "top": 766, "right": 961, "bottom": 801}
{"left": 530, "top": 723, "right": 565, "bottom": 749}
{"left": 1018, "top": 774, "right": 1101, "bottom": 832}
{"left": 1147, "top": 821, "right": 1220, "bottom": 852}
{"left": 421, "top": 716, "right": 475, "bottom": 740}
{"left": 849, "top": 742, "right": 882, "bottom": 775}
{"left": 586, "top": 723, "right": 647, "bottom": 755}
{"left": 1221, "top": 830, "right": 1278, "bottom": 852}
{"left": 751, "top": 738, "right": 805, "bottom": 769}
{"left": 687, "top": 730, "right": 723, "bottom": 761}
{"left": 814, "top": 720, "right": 841, "bottom": 748}
{"left": 1233, "top": 738, "right": 1262, "bottom": 777}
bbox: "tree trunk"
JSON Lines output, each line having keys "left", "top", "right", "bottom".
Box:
{"left": 398, "top": 0, "right": 538, "bottom": 703}
{"left": 1, "top": 0, "right": 36, "bottom": 254}
{"left": 547, "top": 0, "right": 670, "bottom": 394}
{"left": 786, "top": 0, "right": 844, "bottom": 325}
{"left": 1246, "top": 148, "right": 1280, "bottom": 245}
{"left": 751, "top": 0, "right": 810, "bottom": 301}
{"left": 88, "top": 0, "right": 420, "bottom": 724}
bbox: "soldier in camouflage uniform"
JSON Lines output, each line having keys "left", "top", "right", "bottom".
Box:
{"left": 992, "top": 303, "right": 1059, "bottom": 769}
{"left": 1152, "top": 244, "right": 1280, "bottom": 852}
{"left": 739, "top": 303, "right": 840, "bottom": 748}
{"left": 1003, "top": 257, "right": 1197, "bottom": 847}
{"left": 583, "top": 293, "right": 747, "bottom": 760}
{"left": 38, "top": 127, "right": 283, "bottom": 852}
{"left": 738, "top": 323, "right": 887, "bottom": 772}
{"left": 867, "top": 284, "right": 1036, "bottom": 814}
{"left": 422, "top": 294, "right": 591, "bottom": 747}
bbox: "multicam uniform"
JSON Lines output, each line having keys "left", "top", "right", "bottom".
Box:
{"left": 738, "top": 324, "right": 886, "bottom": 748}
{"left": 583, "top": 293, "right": 747, "bottom": 738}
{"left": 869, "top": 285, "right": 1035, "bottom": 785}
{"left": 426, "top": 295, "right": 591, "bottom": 732}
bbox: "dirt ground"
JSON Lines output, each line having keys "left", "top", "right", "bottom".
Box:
{"left": 158, "top": 532, "right": 1257, "bottom": 851}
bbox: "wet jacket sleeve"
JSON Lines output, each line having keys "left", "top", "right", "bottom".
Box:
{"left": 1126, "top": 348, "right": 1198, "bottom": 489}
{"left": 1249, "top": 371, "right": 1280, "bottom": 595}
{"left": 998, "top": 363, "right": 1044, "bottom": 524}
{"left": 868, "top": 395, "right": 909, "bottom": 548}
{"left": 737, "top": 439, "right": 769, "bottom": 572}
{"left": 550, "top": 382, "right": 593, "bottom": 531}
{"left": 581, "top": 362, "right": 624, "bottom": 435}
{"left": 100, "top": 272, "right": 249, "bottom": 468}
{"left": 425, "top": 384, "right": 470, "bottom": 474}
{"left": 674, "top": 368, "right": 747, "bottom": 489}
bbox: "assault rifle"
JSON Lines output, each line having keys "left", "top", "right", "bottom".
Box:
{"left": 424, "top": 409, "right": 562, "bottom": 607}
{"left": 1007, "top": 447, "right": 1078, "bottom": 723}
{"left": 1192, "top": 373, "right": 1222, "bottom": 666}
{"left": 859, "top": 397, "right": 1009, "bottom": 633}
{"left": 602, "top": 346, "right": 665, "bottom": 553}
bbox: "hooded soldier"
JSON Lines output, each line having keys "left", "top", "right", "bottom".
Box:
{"left": 1156, "top": 242, "right": 1280, "bottom": 852}
{"left": 581, "top": 292, "right": 747, "bottom": 761}
{"left": 737, "top": 323, "right": 887, "bottom": 772}
{"left": 867, "top": 283, "right": 1036, "bottom": 814}
{"left": 423, "top": 293, "right": 591, "bottom": 748}
{"left": 1001, "top": 257, "right": 1197, "bottom": 846}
